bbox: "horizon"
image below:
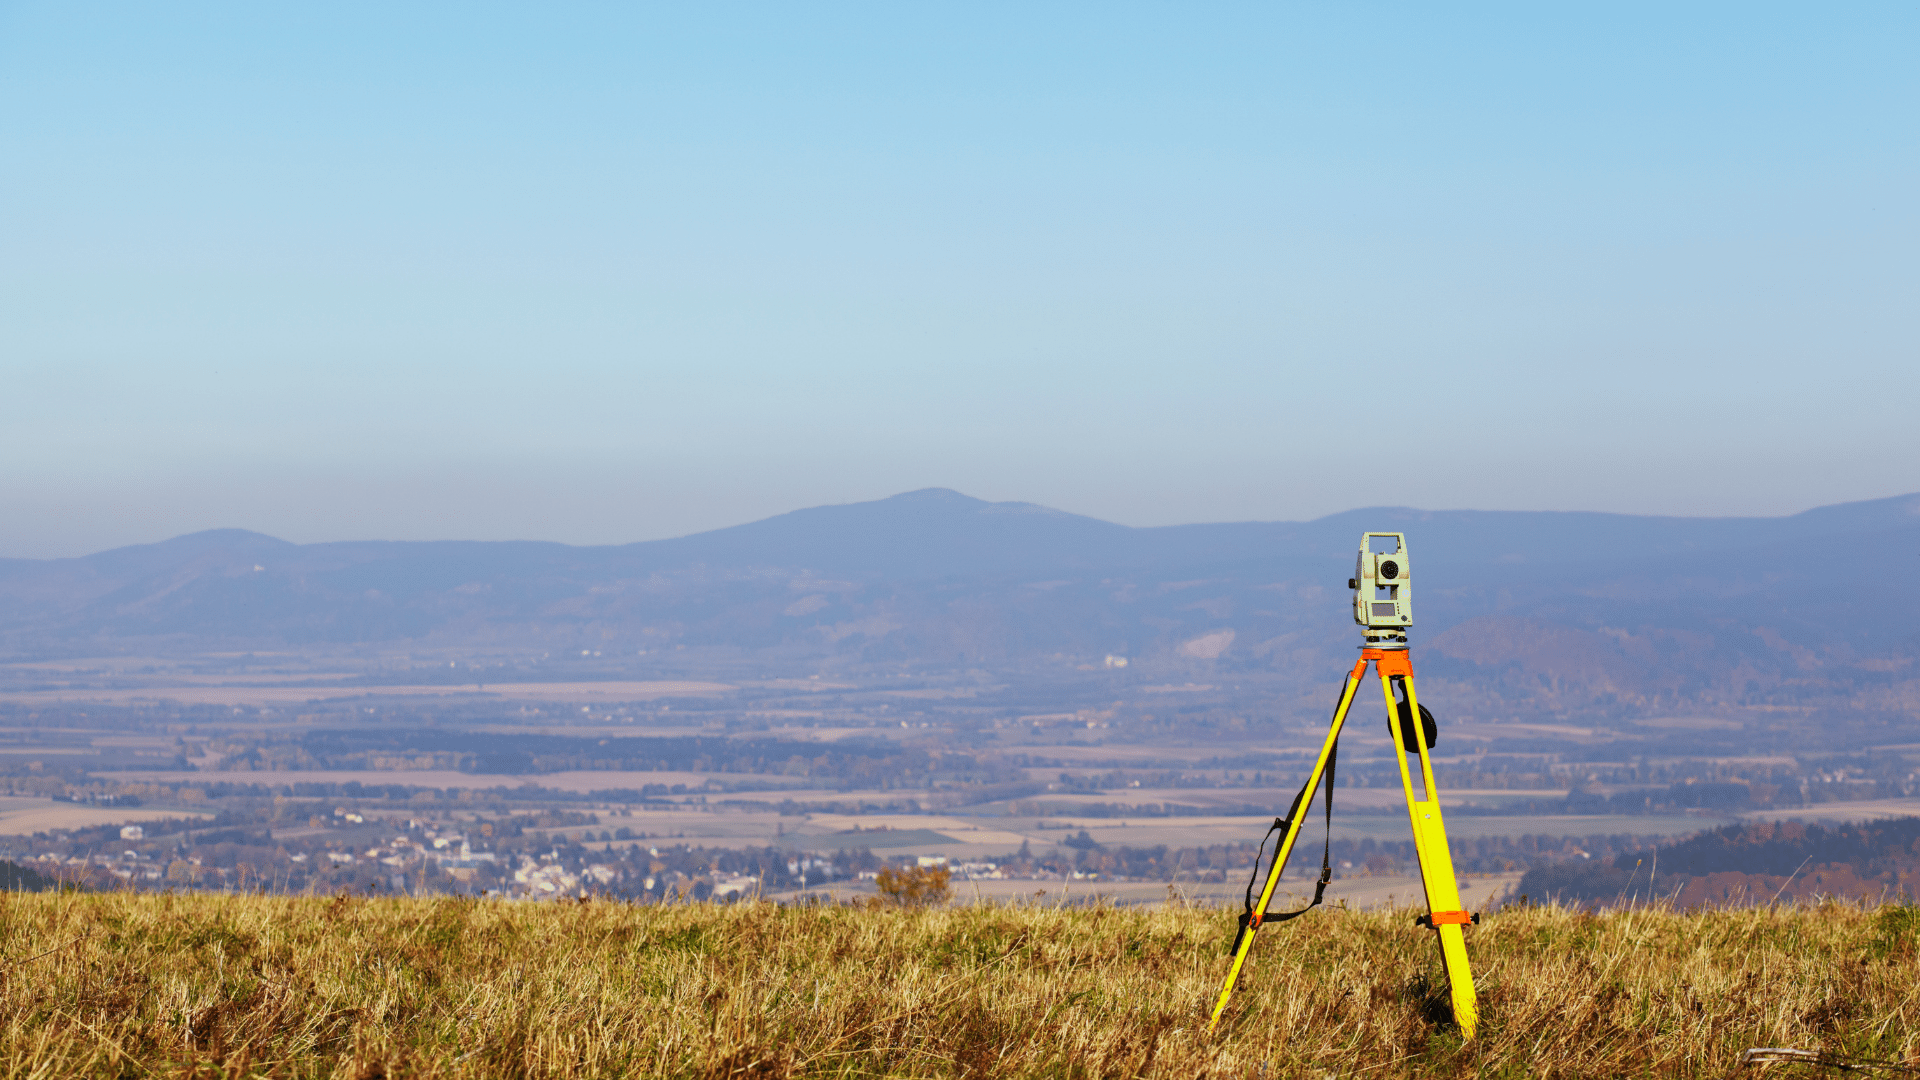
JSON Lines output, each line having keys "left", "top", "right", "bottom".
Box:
{"left": 12, "top": 484, "right": 1919, "bottom": 562}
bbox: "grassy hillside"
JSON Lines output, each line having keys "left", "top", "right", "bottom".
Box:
{"left": 1, "top": 892, "right": 1916, "bottom": 1078}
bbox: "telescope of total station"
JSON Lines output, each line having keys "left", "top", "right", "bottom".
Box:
{"left": 1207, "top": 532, "right": 1479, "bottom": 1037}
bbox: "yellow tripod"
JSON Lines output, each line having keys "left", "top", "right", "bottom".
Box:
{"left": 1207, "top": 533, "right": 1478, "bottom": 1038}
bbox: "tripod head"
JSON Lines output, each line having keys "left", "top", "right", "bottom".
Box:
{"left": 1348, "top": 532, "right": 1410, "bottom": 646}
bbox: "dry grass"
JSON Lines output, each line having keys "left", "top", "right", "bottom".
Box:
{"left": 0, "top": 890, "right": 1915, "bottom": 1078}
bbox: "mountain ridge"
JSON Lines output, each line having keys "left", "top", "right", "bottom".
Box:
{"left": 2, "top": 488, "right": 1916, "bottom": 726}
{"left": 14, "top": 485, "right": 1918, "bottom": 575}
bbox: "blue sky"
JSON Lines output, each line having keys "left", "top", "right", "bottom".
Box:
{"left": 3, "top": 3, "right": 1915, "bottom": 557}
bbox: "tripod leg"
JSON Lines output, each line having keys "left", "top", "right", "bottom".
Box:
{"left": 1207, "top": 657, "right": 1367, "bottom": 1034}
{"left": 1380, "top": 659, "right": 1478, "bottom": 1038}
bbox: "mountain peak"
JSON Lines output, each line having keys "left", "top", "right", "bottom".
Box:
{"left": 76, "top": 528, "right": 294, "bottom": 565}
{"left": 884, "top": 487, "right": 980, "bottom": 503}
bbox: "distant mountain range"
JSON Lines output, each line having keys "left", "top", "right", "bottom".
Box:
{"left": 3, "top": 488, "right": 1917, "bottom": 721}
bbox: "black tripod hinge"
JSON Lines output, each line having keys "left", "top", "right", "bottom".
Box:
{"left": 1228, "top": 910, "right": 1253, "bottom": 955}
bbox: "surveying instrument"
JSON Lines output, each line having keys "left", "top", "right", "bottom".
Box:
{"left": 1207, "top": 532, "right": 1478, "bottom": 1037}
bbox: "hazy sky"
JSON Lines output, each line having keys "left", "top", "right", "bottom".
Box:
{"left": 4, "top": 3, "right": 1916, "bottom": 557}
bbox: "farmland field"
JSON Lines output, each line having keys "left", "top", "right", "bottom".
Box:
{"left": 0, "top": 795, "right": 213, "bottom": 836}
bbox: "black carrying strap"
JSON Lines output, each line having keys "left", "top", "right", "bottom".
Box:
{"left": 1228, "top": 733, "right": 1338, "bottom": 954}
